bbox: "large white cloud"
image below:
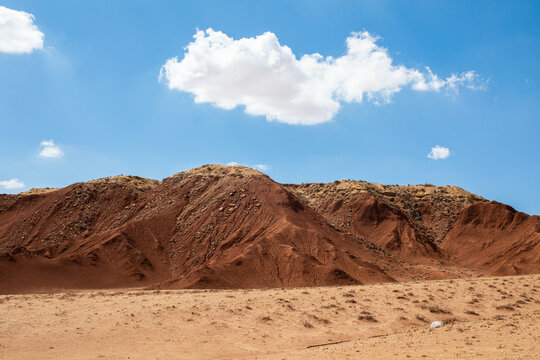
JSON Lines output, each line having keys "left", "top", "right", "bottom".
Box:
{"left": 427, "top": 145, "right": 450, "bottom": 160}
{"left": 0, "top": 5, "right": 44, "bottom": 54}
{"left": 38, "top": 140, "right": 63, "bottom": 158}
{"left": 160, "top": 29, "right": 483, "bottom": 125}
{"left": 0, "top": 178, "right": 25, "bottom": 189}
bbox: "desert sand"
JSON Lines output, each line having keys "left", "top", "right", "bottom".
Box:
{"left": 1, "top": 274, "right": 538, "bottom": 359}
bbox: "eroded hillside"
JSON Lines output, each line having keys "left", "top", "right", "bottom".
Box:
{"left": 0, "top": 165, "right": 537, "bottom": 294}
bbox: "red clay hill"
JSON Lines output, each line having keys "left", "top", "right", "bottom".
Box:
{"left": 0, "top": 165, "right": 538, "bottom": 293}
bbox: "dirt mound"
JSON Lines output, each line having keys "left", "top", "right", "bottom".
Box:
{"left": 0, "top": 178, "right": 171, "bottom": 293}
{"left": 19, "top": 188, "right": 60, "bottom": 196}
{"left": 137, "top": 166, "right": 402, "bottom": 289}
{"left": 0, "top": 165, "right": 405, "bottom": 293}
{"left": 286, "top": 181, "right": 484, "bottom": 264}
{"left": 179, "top": 163, "right": 265, "bottom": 178}
{"left": 0, "top": 165, "right": 537, "bottom": 293}
{"left": 441, "top": 201, "right": 540, "bottom": 275}
{"left": 86, "top": 175, "right": 161, "bottom": 192}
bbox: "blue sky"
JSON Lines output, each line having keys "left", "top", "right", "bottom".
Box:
{"left": 0, "top": 0, "right": 539, "bottom": 215}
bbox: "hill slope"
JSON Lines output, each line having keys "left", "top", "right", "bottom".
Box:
{"left": 441, "top": 201, "right": 540, "bottom": 275}
{"left": 0, "top": 166, "right": 405, "bottom": 293}
{"left": 285, "top": 181, "right": 484, "bottom": 263}
{"left": 0, "top": 165, "right": 537, "bottom": 293}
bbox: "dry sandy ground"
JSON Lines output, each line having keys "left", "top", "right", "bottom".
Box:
{"left": 0, "top": 275, "right": 538, "bottom": 359}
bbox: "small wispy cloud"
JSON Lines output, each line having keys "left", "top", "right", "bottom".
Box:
{"left": 0, "top": 178, "right": 25, "bottom": 189}
{"left": 226, "top": 162, "right": 270, "bottom": 172}
{"left": 0, "top": 5, "right": 44, "bottom": 54}
{"left": 39, "top": 139, "right": 63, "bottom": 158}
{"left": 253, "top": 164, "right": 269, "bottom": 171}
{"left": 427, "top": 145, "right": 450, "bottom": 160}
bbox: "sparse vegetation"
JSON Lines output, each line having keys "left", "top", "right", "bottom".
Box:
{"left": 429, "top": 306, "right": 452, "bottom": 314}
{"left": 357, "top": 315, "right": 378, "bottom": 322}
{"left": 442, "top": 318, "right": 458, "bottom": 325}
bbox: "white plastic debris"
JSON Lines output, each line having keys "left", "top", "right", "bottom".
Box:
{"left": 430, "top": 321, "right": 442, "bottom": 328}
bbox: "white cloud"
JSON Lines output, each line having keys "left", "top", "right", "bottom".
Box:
{"left": 427, "top": 145, "right": 450, "bottom": 160}
{"left": 40, "top": 140, "right": 55, "bottom": 147}
{"left": 38, "top": 139, "right": 63, "bottom": 158}
{"left": 225, "top": 162, "right": 269, "bottom": 171}
{"left": 253, "top": 164, "right": 269, "bottom": 171}
{"left": 0, "top": 6, "right": 44, "bottom": 54}
{"left": 0, "top": 178, "right": 25, "bottom": 189}
{"left": 160, "top": 28, "right": 483, "bottom": 125}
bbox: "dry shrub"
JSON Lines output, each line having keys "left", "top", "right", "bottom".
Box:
{"left": 442, "top": 318, "right": 458, "bottom": 325}
{"left": 429, "top": 306, "right": 451, "bottom": 314}
{"left": 358, "top": 315, "right": 378, "bottom": 322}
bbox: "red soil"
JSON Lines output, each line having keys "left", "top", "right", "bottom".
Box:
{"left": 0, "top": 165, "right": 537, "bottom": 294}
{"left": 441, "top": 201, "right": 540, "bottom": 275}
